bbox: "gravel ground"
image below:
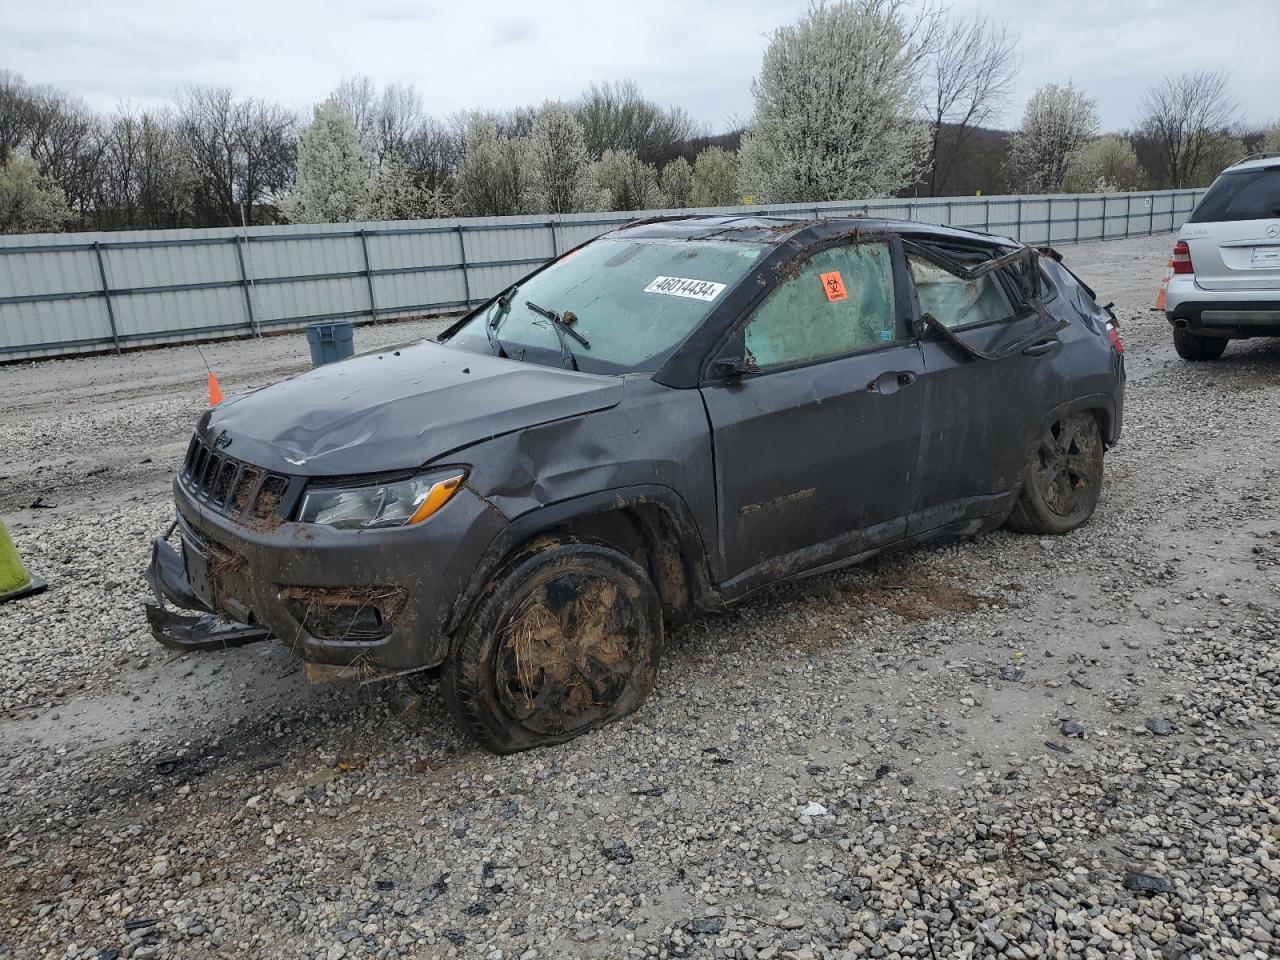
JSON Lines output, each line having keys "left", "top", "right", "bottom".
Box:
{"left": 1, "top": 232, "right": 1277, "bottom": 960}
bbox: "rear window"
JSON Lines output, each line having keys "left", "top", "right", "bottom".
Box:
{"left": 1189, "top": 168, "right": 1280, "bottom": 223}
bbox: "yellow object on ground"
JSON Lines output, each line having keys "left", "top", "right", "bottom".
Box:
{"left": 0, "top": 519, "right": 46, "bottom": 603}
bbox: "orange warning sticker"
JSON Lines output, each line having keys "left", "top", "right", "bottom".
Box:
{"left": 819, "top": 271, "right": 847, "bottom": 302}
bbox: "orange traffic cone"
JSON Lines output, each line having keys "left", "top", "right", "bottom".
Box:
{"left": 1155, "top": 260, "right": 1172, "bottom": 311}
{"left": 207, "top": 372, "right": 224, "bottom": 406}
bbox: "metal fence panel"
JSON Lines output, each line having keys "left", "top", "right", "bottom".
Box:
{"left": 0, "top": 188, "right": 1203, "bottom": 362}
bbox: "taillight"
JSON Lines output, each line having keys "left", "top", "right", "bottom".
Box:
{"left": 1106, "top": 322, "right": 1124, "bottom": 354}
{"left": 1171, "top": 240, "right": 1194, "bottom": 275}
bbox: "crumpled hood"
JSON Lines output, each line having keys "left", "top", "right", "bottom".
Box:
{"left": 207, "top": 339, "right": 622, "bottom": 476}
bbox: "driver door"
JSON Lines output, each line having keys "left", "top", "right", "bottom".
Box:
{"left": 698, "top": 239, "right": 925, "bottom": 596}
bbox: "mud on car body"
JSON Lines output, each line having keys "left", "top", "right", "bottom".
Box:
{"left": 145, "top": 215, "right": 1125, "bottom": 752}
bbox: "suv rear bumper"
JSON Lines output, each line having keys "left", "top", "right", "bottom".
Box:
{"left": 1164, "top": 276, "right": 1280, "bottom": 337}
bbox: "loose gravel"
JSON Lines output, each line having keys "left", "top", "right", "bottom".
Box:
{"left": 1, "top": 232, "right": 1277, "bottom": 960}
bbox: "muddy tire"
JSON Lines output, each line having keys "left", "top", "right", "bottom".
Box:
{"left": 443, "top": 535, "right": 663, "bottom": 754}
{"left": 1006, "top": 412, "right": 1104, "bottom": 536}
{"left": 1173, "top": 327, "right": 1228, "bottom": 361}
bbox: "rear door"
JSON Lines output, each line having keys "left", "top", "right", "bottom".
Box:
{"left": 699, "top": 239, "right": 925, "bottom": 593}
{"left": 906, "top": 244, "right": 1068, "bottom": 535}
{"left": 1183, "top": 165, "right": 1280, "bottom": 291}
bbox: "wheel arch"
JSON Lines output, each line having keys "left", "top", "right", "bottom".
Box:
{"left": 1041, "top": 393, "right": 1118, "bottom": 448}
{"left": 445, "top": 485, "right": 722, "bottom": 637}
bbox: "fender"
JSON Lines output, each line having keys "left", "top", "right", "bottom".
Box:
{"left": 444, "top": 484, "right": 721, "bottom": 635}
{"left": 1038, "top": 393, "right": 1119, "bottom": 447}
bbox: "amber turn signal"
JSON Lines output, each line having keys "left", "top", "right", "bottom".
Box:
{"left": 407, "top": 474, "right": 465, "bottom": 525}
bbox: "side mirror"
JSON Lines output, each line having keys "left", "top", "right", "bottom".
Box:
{"left": 711, "top": 355, "right": 760, "bottom": 381}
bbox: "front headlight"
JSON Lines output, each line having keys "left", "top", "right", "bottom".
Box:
{"left": 297, "top": 469, "right": 467, "bottom": 530}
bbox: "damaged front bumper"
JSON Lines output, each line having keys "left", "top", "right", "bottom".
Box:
{"left": 142, "top": 477, "right": 508, "bottom": 673}
{"left": 144, "top": 525, "right": 273, "bottom": 652}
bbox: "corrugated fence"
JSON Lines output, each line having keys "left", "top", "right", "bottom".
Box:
{"left": 0, "top": 188, "right": 1203, "bottom": 362}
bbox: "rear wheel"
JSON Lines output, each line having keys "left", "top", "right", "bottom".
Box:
{"left": 1173, "top": 327, "right": 1228, "bottom": 361}
{"left": 443, "top": 535, "right": 663, "bottom": 753}
{"left": 1007, "top": 412, "right": 1104, "bottom": 536}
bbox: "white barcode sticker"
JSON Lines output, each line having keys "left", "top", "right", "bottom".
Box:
{"left": 643, "top": 276, "right": 727, "bottom": 302}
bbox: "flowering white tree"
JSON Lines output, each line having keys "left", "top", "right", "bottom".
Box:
{"left": 1264, "top": 122, "right": 1280, "bottom": 156}
{"left": 1004, "top": 83, "right": 1099, "bottom": 193}
{"left": 524, "top": 102, "right": 600, "bottom": 214}
{"left": 659, "top": 156, "right": 693, "bottom": 208}
{"left": 455, "top": 116, "right": 528, "bottom": 216}
{"left": 0, "top": 151, "right": 71, "bottom": 233}
{"left": 1064, "top": 135, "right": 1142, "bottom": 193}
{"left": 280, "top": 98, "right": 370, "bottom": 223}
{"left": 593, "top": 148, "right": 661, "bottom": 211}
{"left": 738, "top": 0, "right": 932, "bottom": 203}
{"left": 691, "top": 147, "right": 741, "bottom": 206}
{"left": 367, "top": 154, "right": 451, "bottom": 220}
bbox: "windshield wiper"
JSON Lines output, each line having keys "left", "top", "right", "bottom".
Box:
{"left": 483, "top": 287, "right": 518, "bottom": 358}
{"left": 525, "top": 300, "right": 590, "bottom": 371}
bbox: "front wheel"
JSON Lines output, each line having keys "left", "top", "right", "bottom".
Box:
{"left": 1007, "top": 412, "right": 1104, "bottom": 536}
{"left": 1173, "top": 327, "right": 1228, "bottom": 361}
{"left": 443, "top": 535, "right": 663, "bottom": 753}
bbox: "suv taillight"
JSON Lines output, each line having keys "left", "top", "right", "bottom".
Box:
{"left": 1171, "top": 240, "right": 1194, "bottom": 275}
{"left": 1106, "top": 322, "right": 1124, "bottom": 354}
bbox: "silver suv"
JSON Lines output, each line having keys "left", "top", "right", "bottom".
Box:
{"left": 1165, "top": 154, "right": 1280, "bottom": 360}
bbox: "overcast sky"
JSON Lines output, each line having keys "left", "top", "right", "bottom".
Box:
{"left": 2, "top": 0, "right": 1276, "bottom": 132}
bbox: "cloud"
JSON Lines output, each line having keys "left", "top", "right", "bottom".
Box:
{"left": 492, "top": 19, "right": 537, "bottom": 46}
{"left": 1, "top": 0, "right": 1274, "bottom": 133}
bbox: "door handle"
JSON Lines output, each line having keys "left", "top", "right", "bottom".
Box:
{"left": 867, "top": 370, "right": 917, "bottom": 394}
{"left": 1023, "top": 338, "right": 1060, "bottom": 357}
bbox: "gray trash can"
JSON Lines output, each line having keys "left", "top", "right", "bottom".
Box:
{"left": 305, "top": 320, "right": 355, "bottom": 367}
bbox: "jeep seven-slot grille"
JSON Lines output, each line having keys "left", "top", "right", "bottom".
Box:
{"left": 180, "top": 432, "right": 295, "bottom": 520}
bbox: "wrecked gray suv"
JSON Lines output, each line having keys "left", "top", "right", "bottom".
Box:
{"left": 145, "top": 215, "right": 1125, "bottom": 752}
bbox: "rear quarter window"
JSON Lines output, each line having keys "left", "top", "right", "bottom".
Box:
{"left": 1189, "top": 168, "right": 1280, "bottom": 223}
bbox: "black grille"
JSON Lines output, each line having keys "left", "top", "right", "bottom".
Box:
{"left": 180, "top": 432, "right": 296, "bottom": 520}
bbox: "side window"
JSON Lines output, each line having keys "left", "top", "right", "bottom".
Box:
{"left": 744, "top": 243, "right": 897, "bottom": 370}
{"left": 909, "top": 255, "right": 1014, "bottom": 329}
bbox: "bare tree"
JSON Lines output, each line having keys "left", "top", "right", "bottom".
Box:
{"left": 22, "top": 87, "right": 104, "bottom": 223}
{"left": 99, "top": 106, "right": 143, "bottom": 228}
{"left": 924, "top": 13, "right": 1019, "bottom": 196}
{"left": 134, "top": 111, "right": 197, "bottom": 228}
{"left": 175, "top": 87, "right": 296, "bottom": 225}
{"left": 373, "top": 83, "right": 425, "bottom": 165}
{"left": 402, "top": 116, "right": 463, "bottom": 193}
{"left": 1139, "top": 70, "right": 1238, "bottom": 189}
{"left": 575, "top": 79, "right": 700, "bottom": 167}
{"left": 333, "top": 75, "right": 379, "bottom": 144}
{"left": 0, "top": 70, "right": 36, "bottom": 162}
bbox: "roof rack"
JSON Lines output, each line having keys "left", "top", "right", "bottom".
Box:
{"left": 1234, "top": 152, "right": 1280, "bottom": 165}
